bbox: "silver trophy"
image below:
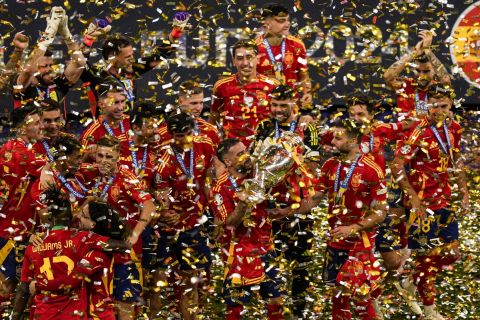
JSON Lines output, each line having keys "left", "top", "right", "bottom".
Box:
{"left": 239, "top": 131, "right": 304, "bottom": 206}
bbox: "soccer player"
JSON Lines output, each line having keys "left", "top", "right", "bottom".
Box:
{"left": 80, "top": 12, "right": 190, "bottom": 116}
{"left": 125, "top": 102, "right": 162, "bottom": 187}
{"left": 253, "top": 84, "right": 320, "bottom": 317}
{"left": 14, "top": 6, "right": 86, "bottom": 108}
{"left": 210, "top": 138, "right": 320, "bottom": 320}
{"left": 80, "top": 80, "right": 131, "bottom": 162}
{"left": 32, "top": 99, "right": 69, "bottom": 161}
{"left": 210, "top": 39, "right": 279, "bottom": 147}
{"left": 256, "top": 3, "right": 312, "bottom": 110}
{"left": 0, "top": 105, "right": 46, "bottom": 296}
{"left": 150, "top": 112, "right": 214, "bottom": 320}
{"left": 77, "top": 200, "right": 129, "bottom": 320}
{"left": 31, "top": 135, "right": 86, "bottom": 223}
{"left": 383, "top": 30, "right": 451, "bottom": 116}
{"left": 10, "top": 188, "right": 131, "bottom": 320}
{"left": 391, "top": 85, "right": 468, "bottom": 319}
{"left": 318, "top": 120, "right": 387, "bottom": 320}
{"left": 0, "top": 32, "right": 29, "bottom": 92}
{"left": 157, "top": 80, "right": 220, "bottom": 147}
{"left": 77, "top": 136, "right": 155, "bottom": 320}
{"left": 210, "top": 138, "right": 285, "bottom": 320}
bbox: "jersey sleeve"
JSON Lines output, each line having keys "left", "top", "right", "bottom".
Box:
{"left": 77, "top": 231, "right": 111, "bottom": 256}
{"left": 122, "top": 171, "right": 153, "bottom": 204}
{"left": 209, "top": 184, "right": 236, "bottom": 223}
{"left": 76, "top": 250, "right": 112, "bottom": 276}
{"left": 317, "top": 159, "right": 335, "bottom": 193}
{"left": 211, "top": 81, "right": 224, "bottom": 114}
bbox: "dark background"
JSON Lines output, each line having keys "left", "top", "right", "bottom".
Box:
{"left": 0, "top": 0, "right": 479, "bottom": 116}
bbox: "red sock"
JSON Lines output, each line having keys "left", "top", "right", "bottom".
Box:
{"left": 413, "top": 255, "right": 437, "bottom": 306}
{"left": 354, "top": 299, "right": 377, "bottom": 320}
{"left": 267, "top": 303, "right": 284, "bottom": 320}
{"left": 434, "top": 253, "right": 459, "bottom": 268}
{"left": 226, "top": 305, "right": 243, "bottom": 320}
{"left": 332, "top": 294, "right": 351, "bottom": 320}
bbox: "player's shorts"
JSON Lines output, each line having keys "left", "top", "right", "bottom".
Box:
{"left": 0, "top": 237, "right": 27, "bottom": 281}
{"left": 223, "top": 251, "right": 283, "bottom": 307}
{"left": 272, "top": 218, "right": 313, "bottom": 264}
{"left": 375, "top": 216, "right": 407, "bottom": 253}
{"left": 141, "top": 225, "right": 155, "bottom": 269}
{"left": 322, "top": 245, "right": 380, "bottom": 292}
{"left": 113, "top": 250, "right": 143, "bottom": 303}
{"left": 407, "top": 207, "right": 458, "bottom": 252}
{"left": 149, "top": 226, "right": 212, "bottom": 271}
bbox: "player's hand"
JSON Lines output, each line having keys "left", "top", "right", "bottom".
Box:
{"left": 418, "top": 30, "right": 433, "bottom": 49}
{"left": 267, "top": 207, "right": 293, "bottom": 219}
{"left": 300, "top": 92, "right": 313, "bottom": 107}
{"left": 412, "top": 39, "right": 424, "bottom": 57}
{"left": 40, "top": 163, "right": 55, "bottom": 190}
{"left": 12, "top": 32, "right": 29, "bottom": 51}
{"left": 161, "top": 209, "right": 179, "bottom": 226}
{"left": 84, "top": 18, "right": 112, "bottom": 47}
{"left": 44, "top": 6, "right": 65, "bottom": 40}
{"left": 172, "top": 12, "right": 191, "bottom": 31}
{"left": 298, "top": 114, "right": 314, "bottom": 130}
{"left": 330, "top": 224, "right": 360, "bottom": 239}
{"left": 409, "top": 194, "right": 426, "bottom": 220}
{"left": 127, "top": 233, "right": 139, "bottom": 246}
{"left": 29, "top": 233, "right": 45, "bottom": 247}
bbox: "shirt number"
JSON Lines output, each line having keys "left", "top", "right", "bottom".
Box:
{"left": 39, "top": 256, "right": 75, "bottom": 280}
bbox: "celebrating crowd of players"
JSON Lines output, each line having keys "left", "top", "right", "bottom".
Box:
{"left": 0, "top": 3, "right": 471, "bottom": 320}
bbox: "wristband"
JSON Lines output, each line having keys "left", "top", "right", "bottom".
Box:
{"left": 170, "top": 27, "right": 183, "bottom": 39}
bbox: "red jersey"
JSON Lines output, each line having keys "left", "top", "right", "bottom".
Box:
{"left": 0, "top": 138, "right": 46, "bottom": 241}
{"left": 157, "top": 117, "right": 219, "bottom": 147}
{"left": 395, "top": 117, "right": 462, "bottom": 210}
{"left": 210, "top": 172, "right": 274, "bottom": 258}
{"left": 30, "top": 168, "right": 88, "bottom": 213}
{"left": 77, "top": 165, "right": 152, "bottom": 254}
{"left": 153, "top": 137, "right": 215, "bottom": 230}
{"left": 211, "top": 74, "right": 279, "bottom": 146}
{"left": 21, "top": 229, "right": 109, "bottom": 320}
{"left": 317, "top": 155, "right": 387, "bottom": 250}
{"left": 80, "top": 116, "right": 132, "bottom": 160}
{"left": 360, "top": 121, "right": 405, "bottom": 171}
{"left": 395, "top": 78, "right": 428, "bottom": 115}
{"left": 118, "top": 144, "right": 157, "bottom": 190}
{"left": 77, "top": 250, "right": 115, "bottom": 320}
{"left": 256, "top": 34, "right": 307, "bottom": 89}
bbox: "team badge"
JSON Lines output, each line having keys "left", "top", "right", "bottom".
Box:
{"left": 400, "top": 145, "right": 411, "bottom": 155}
{"left": 110, "top": 185, "right": 120, "bottom": 202}
{"left": 284, "top": 52, "right": 294, "bottom": 66}
{"left": 256, "top": 91, "right": 267, "bottom": 101}
{"left": 351, "top": 173, "right": 362, "bottom": 188}
{"left": 214, "top": 194, "right": 223, "bottom": 206}
{"left": 360, "top": 142, "right": 370, "bottom": 154}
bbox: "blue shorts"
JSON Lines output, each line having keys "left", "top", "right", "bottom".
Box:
{"left": 113, "top": 250, "right": 143, "bottom": 302}
{"left": 223, "top": 251, "right": 283, "bottom": 307}
{"left": 0, "top": 237, "right": 26, "bottom": 282}
{"left": 149, "top": 226, "right": 211, "bottom": 271}
{"left": 322, "top": 246, "right": 350, "bottom": 286}
{"left": 408, "top": 208, "right": 458, "bottom": 251}
{"left": 375, "top": 215, "right": 405, "bottom": 253}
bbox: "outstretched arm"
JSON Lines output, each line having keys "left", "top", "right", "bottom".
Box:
{"left": 10, "top": 282, "right": 30, "bottom": 320}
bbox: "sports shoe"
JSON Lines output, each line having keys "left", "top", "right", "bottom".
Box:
{"left": 424, "top": 304, "right": 446, "bottom": 320}
{"left": 394, "top": 276, "right": 423, "bottom": 315}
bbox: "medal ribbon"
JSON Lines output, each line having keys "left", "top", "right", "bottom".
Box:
{"left": 263, "top": 37, "right": 286, "bottom": 81}
{"left": 93, "top": 176, "right": 115, "bottom": 199}
{"left": 415, "top": 91, "right": 428, "bottom": 114}
{"left": 274, "top": 120, "right": 297, "bottom": 139}
{"left": 369, "top": 133, "right": 374, "bottom": 152}
{"left": 430, "top": 121, "right": 452, "bottom": 156}
{"left": 42, "top": 140, "right": 54, "bottom": 163}
{"left": 56, "top": 171, "right": 86, "bottom": 199}
{"left": 334, "top": 154, "right": 361, "bottom": 203}
{"left": 174, "top": 148, "right": 194, "bottom": 180}
{"left": 228, "top": 175, "right": 239, "bottom": 192}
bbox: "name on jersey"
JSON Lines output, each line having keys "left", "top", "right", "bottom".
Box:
{"left": 32, "top": 240, "right": 73, "bottom": 252}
